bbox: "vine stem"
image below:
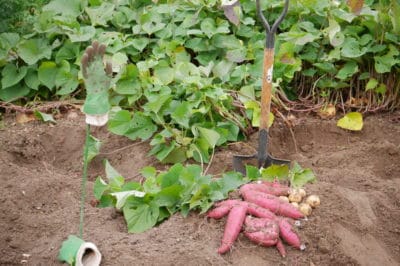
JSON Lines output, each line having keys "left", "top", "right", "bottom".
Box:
{"left": 79, "top": 124, "right": 91, "bottom": 238}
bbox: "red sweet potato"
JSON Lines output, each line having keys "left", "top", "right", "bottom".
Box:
{"left": 246, "top": 202, "right": 277, "bottom": 220}
{"left": 240, "top": 183, "right": 289, "bottom": 196}
{"left": 278, "top": 218, "right": 301, "bottom": 249}
{"left": 241, "top": 190, "right": 304, "bottom": 219}
{"left": 217, "top": 202, "right": 248, "bottom": 254}
{"left": 276, "top": 238, "right": 286, "bottom": 257}
{"left": 244, "top": 216, "right": 279, "bottom": 247}
{"left": 214, "top": 199, "right": 241, "bottom": 207}
{"left": 207, "top": 204, "right": 233, "bottom": 219}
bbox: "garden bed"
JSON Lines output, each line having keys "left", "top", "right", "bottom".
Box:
{"left": 0, "top": 110, "right": 399, "bottom": 265}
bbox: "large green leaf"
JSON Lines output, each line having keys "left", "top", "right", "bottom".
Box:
{"left": 1, "top": 64, "right": 27, "bottom": 89}
{"left": 43, "top": 0, "right": 83, "bottom": 17}
{"left": 336, "top": 61, "right": 359, "bottom": 80}
{"left": 197, "top": 127, "right": 220, "bottom": 148}
{"left": 341, "top": 37, "right": 368, "bottom": 58}
{"left": 0, "top": 84, "right": 30, "bottom": 101}
{"left": 85, "top": 3, "right": 115, "bottom": 26}
{"left": 125, "top": 112, "right": 157, "bottom": 141}
{"left": 17, "top": 38, "right": 52, "bottom": 65}
{"left": 38, "top": 61, "right": 58, "bottom": 90}
{"left": 66, "top": 26, "right": 96, "bottom": 42}
{"left": 124, "top": 202, "right": 160, "bottom": 233}
{"left": 171, "top": 102, "right": 191, "bottom": 128}
{"left": 108, "top": 110, "right": 132, "bottom": 135}
{"left": 154, "top": 64, "right": 175, "bottom": 85}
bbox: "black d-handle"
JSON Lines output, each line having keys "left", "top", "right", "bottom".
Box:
{"left": 256, "top": 0, "right": 289, "bottom": 48}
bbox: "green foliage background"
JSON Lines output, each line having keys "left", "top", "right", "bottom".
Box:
{"left": 0, "top": 0, "right": 399, "bottom": 162}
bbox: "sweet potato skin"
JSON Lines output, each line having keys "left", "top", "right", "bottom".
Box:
{"left": 246, "top": 202, "right": 277, "bottom": 220}
{"left": 241, "top": 183, "right": 289, "bottom": 196}
{"left": 217, "top": 202, "right": 248, "bottom": 254}
{"left": 244, "top": 216, "right": 279, "bottom": 247}
{"left": 278, "top": 218, "right": 301, "bottom": 249}
{"left": 241, "top": 189, "right": 304, "bottom": 219}
{"left": 276, "top": 238, "right": 286, "bottom": 257}
{"left": 207, "top": 204, "right": 233, "bottom": 219}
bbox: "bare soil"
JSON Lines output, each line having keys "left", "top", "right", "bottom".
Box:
{"left": 1, "top": 110, "right": 399, "bottom": 266}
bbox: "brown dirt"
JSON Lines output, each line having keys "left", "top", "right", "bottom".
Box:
{"left": 1, "top": 110, "right": 399, "bottom": 266}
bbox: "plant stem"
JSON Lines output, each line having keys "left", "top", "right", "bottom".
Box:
{"left": 79, "top": 124, "right": 91, "bottom": 239}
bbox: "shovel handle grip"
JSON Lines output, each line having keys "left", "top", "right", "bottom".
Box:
{"left": 260, "top": 48, "right": 274, "bottom": 130}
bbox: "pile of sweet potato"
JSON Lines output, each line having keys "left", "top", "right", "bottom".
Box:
{"left": 207, "top": 181, "right": 309, "bottom": 257}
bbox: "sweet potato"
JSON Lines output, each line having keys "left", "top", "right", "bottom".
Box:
{"left": 217, "top": 202, "right": 248, "bottom": 254}
{"left": 244, "top": 216, "right": 279, "bottom": 247}
{"left": 207, "top": 204, "right": 233, "bottom": 219}
{"left": 241, "top": 183, "right": 289, "bottom": 196}
{"left": 246, "top": 202, "right": 277, "bottom": 220}
{"left": 278, "top": 218, "right": 301, "bottom": 249}
{"left": 276, "top": 238, "right": 286, "bottom": 257}
{"left": 241, "top": 189, "right": 304, "bottom": 219}
{"left": 214, "top": 199, "right": 241, "bottom": 207}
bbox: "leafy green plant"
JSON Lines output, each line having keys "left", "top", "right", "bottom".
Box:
{"left": 1, "top": 0, "right": 399, "bottom": 163}
{"left": 94, "top": 161, "right": 246, "bottom": 233}
{"left": 246, "top": 162, "right": 316, "bottom": 188}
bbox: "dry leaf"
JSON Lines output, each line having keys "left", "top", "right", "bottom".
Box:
{"left": 317, "top": 104, "right": 336, "bottom": 119}
{"left": 16, "top": 113, "right": 36, "bottom": 124}
{"left": 347, "top": 0, "right": 364, "bottom": 15}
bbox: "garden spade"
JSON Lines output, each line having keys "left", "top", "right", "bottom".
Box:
{"left": 233, "top": 0, "right": 290, "bottom": 175}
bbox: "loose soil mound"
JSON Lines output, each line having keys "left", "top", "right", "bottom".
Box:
{"left": 1, "top": 110, "right": 399, "bottom": 265}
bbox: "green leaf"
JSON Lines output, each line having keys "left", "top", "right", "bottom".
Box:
{"left": 1, "top": 64, "right": 28, "bottom": 89}
{"left": 66, "top": 26, "right": 96, "bottom": 42}
{"left": 87, "top": 135, "right": 101, "bottom": 163}
{"left": 111, "top": 190, "right": 146, "bottom": 209}
{"left": 24, "top": 69, "right": 40, "bottom": 90}
{"left": 341, "top": 37, "right": 368, "bottom": 58}
{"left": 104, "top": 160, "right": 123, "bottom": 180}
{"left": 34, "top": 110, "right": 56, "bottom": 124}
{"left": 131, "top": 38, "right": 149, "bottom": 52}
{"left": 141, "top": 166, "right": 157, "bottom": 179}
{"left": 38, "top": 61, "right": 58, "bottom": 90}
{"left": 159, "top": 163, "right": 183, "bottom": 188}
{"left": 365, "top": 78, "right": 378, "bottom": 91}
{"left": 17, "top": 38, "right": 52, "bottom": 65}
{"left": 290, "top": 162, "right": 316, "bottom": 188}
{"left": 246, "top": 165, "right": 260, "bottom": 180}
{"left": 336, "top": 61, "right": 358, "bottom": 80}
{"left": 197, "top": 127, "right": 220, "bottom": 148}
{"left": 125, "top": 112, "right": 157, "bottom": 141}
{"left": 43, "top": 0, "right": 82, "bottom": 17}
{"left": 337, "top": 112, "right": 363, "bottom": 131}
{"left": 124, "top": 202, "right": 160, "bottom": 233}
{"left": 374, "top": 45, "right": 400, "bottom": 73}
{"left": 94, "top": 177, "right": 108, "bottom": 200}
{"left": 261, "top": 165, "right": 290, "bottom": 181}
{"left": 171, "top": 102, "right": 191, "bottom": 128}
{"left": 58, "top": 235, "right": 84, "bottom": 265}
{"left": 85, "top": 3, "right": 115, "bottom": 26}
{"left": 0, "top": 84, "right": 30, "bottom": 102}
{"left": 108, "top": 110, "right": 131, "bottom": 135}
{"left": 154, "top": 184, "right": 183, "bottom": 207}
{"left": 55, "top": 61, "right": 79, "bottom": 95}
{"left": 201, "top": 18, "right": 217, "bottom": 38}
{"left": 215, "top": 172, "right": 246, "bottom": 196}
{"left": 154, "top": 64, "right": 174, "bottom": 85}
{"left": 55, "top": 42, "right": 80, "bottom": 63}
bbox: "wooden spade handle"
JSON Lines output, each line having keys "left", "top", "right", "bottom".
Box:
{"left": 260, "top": 48, "right": 274, "bottom": 130}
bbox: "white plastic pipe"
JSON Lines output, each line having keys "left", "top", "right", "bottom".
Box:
{"left": 75, "top": 242, "right": 102, "bottom": 266}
